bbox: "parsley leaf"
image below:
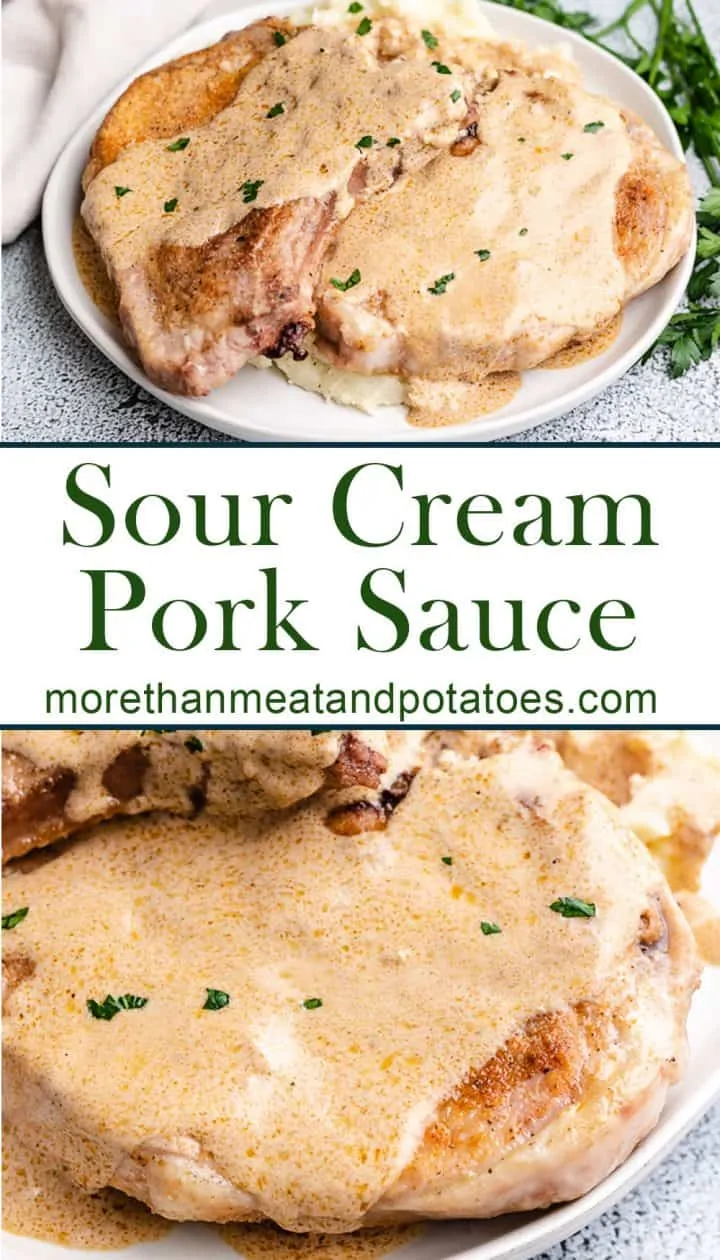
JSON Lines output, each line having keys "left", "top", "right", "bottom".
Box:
{"left": 349, "top": 1, "right": 363, "bottom": 10}
{"left": 428, "top": 273, "right": 455, "bottom": 295}
{"left": 431, "top": 60, "right": 452, "bottom": 74}
{"left": 185, "top": 735, "right": 204, "bottom": 753}
{"left": 387, "top": 137, "right": 402, "bottom": 147}
{"left": 163, "top": 198, "right": 178, "bottom": 213}
{"left": 267, "top": 102, "right": 285, "bottom": 118}
{"left": 87, "top": 994, "right": 149, "bottom": 1021}
{"left": 331, "top": 268, "right": 362, "bottom": 291}
{"left": 475, "top": 249, "right": 491, "bottom": 261}
{"left": 167, "top": 137, "right": 190, "bottom": 152}
{"left": 240, "top": 179, "right": 264, "bottom": 203}
{"left": 549, "top": 897, "right": 597, "bottom": 918}
{"left": 422, "top": 29, "right": 439, "bottom": 49}
{"left": 481, "top": 921, "right": 502, "bottom": 935}
{"left": 114, "top": 186, "right": 132, "bottom": 198}
{"left": 303, "top": 997, "right": 323, "bottom": 1009}
{"left": 441, "top": 855, "right": 453, "bottom": 865}
{"left": 356, "top": 134, "right": 375, "bottom": 149}
{"left": 583, "top": 120, "right": 605, "bottom": 133}
{"left": 273, "top": 30, "right": 287, "bottom": 47}
{"left": 356, "top": 16, "right": 372, "bottom": 35}
{"left": 203, "top": 988, "right": 230, "bottom": 1010}
{"left": 2, "top": 907, "right": 29, "bottom": 931}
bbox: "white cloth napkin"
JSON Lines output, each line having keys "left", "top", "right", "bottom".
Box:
{"left": 2, "top": 0, "right": 244, "bottom": 242}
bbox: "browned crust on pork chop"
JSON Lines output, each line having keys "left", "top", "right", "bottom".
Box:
{"left": 119, "top": 197, "right": 335, "bottom": 396}
{"left": 83, "top": 19, "right": 294, "bottom": 188}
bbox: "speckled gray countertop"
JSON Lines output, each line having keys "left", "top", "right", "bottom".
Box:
{"left": 2, "top": 0, "right": 719, "bottom": 442}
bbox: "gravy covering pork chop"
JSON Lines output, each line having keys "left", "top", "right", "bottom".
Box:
{"left": 1, "top": 730, "right": 414, "bottom": 863}
{"left": 315, "top": 72, "right": 692, "bottom": 397}
{"left": 2, "top": 744, "right": 698, "bottom": 1231}
{"left": 81, "top": 20, "right": 467, "bottom": 396}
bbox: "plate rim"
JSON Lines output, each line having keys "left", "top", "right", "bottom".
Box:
{"left": 41, "top": 0, "right": 696, "bottom": 445}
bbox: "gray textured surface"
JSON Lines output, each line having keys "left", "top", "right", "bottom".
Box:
{"left": 2, "top": 0, "right": 719, "bottom": 443}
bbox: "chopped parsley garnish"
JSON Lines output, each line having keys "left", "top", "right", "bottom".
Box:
{"left": 451, "top": 89, "right": 462, "bottom": 103}
{"left": 422, "top": 29, "right": 439, "bottom": 49}
{"left": 561, "top": 152, "right": 574, "bottom": 160}
{"left": 267, "top": 102, "right": 285, "bottom": 118}
{"left": 356, "top": 16, "right": 372, "bottom": 35}
{"left": 549, "top": 897, "right": 597, "bottom": 919}
{"left": 583, "top": 120, "right": 605, "bottom": 133}
{"left": 203, "top": 988, "right": 230, "bottom": 1010}
{"left": 114, "top": 186, "right": 132, "bottom": 198}
{"left": 519, "top": 227, "right": 528, "bottom": 236}
{"left": 441, "top": 856, "right": 453, "bottom": 866}
{"left": 481, "top": 921, "right": 502, "bottom": 935}
{"left": 517, "top": 137, "right": 526, "bottom": 143}
{"left": 2, "top": 907, "right": 29, "bottom": 931}
{"left": 273, "top": 30, "right": 287, "bottom": 46}
{"left": 431, "top": 60, "right": 452, "bottom": 75}
{"left": 475, "top": 249, "right": 491, "bottom": 261}
{"left": 387, "top": 137, "right": 401, "bottom": 147}
{"left": 167, "top": 137, "right": 191, "bottom": 152}
{"left": 87, "top": 994, "right": 149, "bottom": 1021}
{"left": 303, "top": 997, "right": 323, "bottom": 1010}
{"left": 331, "top": 268, "right": 362, "bottom": 292}
{"left": 428, "top": 273, "right": 455, "bottom": 295}
{"left": 185, "top": 735, "right": 204, "bottom": 753}
{"left": 163, "top": 198, "right": 179, "bottom": 213}
{"left": 349, "top": 1, "right": 363, "bottom": 10}
{"left": 240, "top": 179, "right": 264, "bottom": 203}
{"left": 356, "top": 134, "right": 375, "bottom": 150}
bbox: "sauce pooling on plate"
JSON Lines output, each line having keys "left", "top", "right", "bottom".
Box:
{"left": 2, "top": 1121, "right": 171, "bottom": 1250}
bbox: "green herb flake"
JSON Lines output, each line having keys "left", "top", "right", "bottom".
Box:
{"left": 114, "top": 186, "right": 132, "bottom": 198}
{"left": 549, "top": 897, "right": 597, "bottom": 919}
{"left": 267, "top": 102, "right": 285, "bottom": 118}
{"left": 303, "top": 997, "right": 323, "bottom": 1010}
{"left": 422, "top": 29, "right": 439, "bottom": 49}
{"left": 240, "top": 179, "right": 264, "bottom": 203}
{"left": 387, "top": 137, "right": 402, "bottom": 147}
{"left": 583, "top": 120, "right": 605, "bottom": 133}
{"left": 2, "top": 907, "right": 29, "bottom": 931}
{"left": 167, "top": 137, "right": 191, "bottom": 152}
{"left": 441, "top": 856, "right": 453, "bottom": 866}
{"left": 561, "top": 152, "right": 574, "bottom": 160}
{"left": 185, "top": 735, "right": 204, "bottom": 753}
{"left": 481, "top": 921, "right": 502, "bottom": 936}
{"left": 356, "top": 17, "right": 372, "bottom": 35}
{"left": 519, "top": 227, "right": 529, "bottom": 236}
{"left": 87, "top": 994, "right": 149, "bottom": 1021}
{"left": 349, "top": 1, "right": 363, "bottom": 10}
{"left": 273, "top": 30, "right": 287, "bottom": 46}
{"left": 163, "top": 198, "right": 179, "bottom": 213}
{"left": 203, "top": 988, "right": 230, "bottom": 1011}
{"left": 431, "top": 60, "right": 452, "bottom": 75}
{"left": 428, "top": 272, "right": 455, "bottom": 295}
{"left": 475, "top": 249, "right": 491, "bottom": 261}
{"left": 356, "top": 134, "right": 375, "bottom": 150}
{"left": 451, "top": 89, "right": 462, "bottom": 103}
{"left": 331, "top": 268, "right": 362, "bottom": 292}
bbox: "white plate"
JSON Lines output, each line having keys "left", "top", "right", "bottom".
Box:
{"left": 4, "top": 736, "right": 720, "bottom": 1260}
{"left": 42, "top": 1, "right": 694, "bottom": 444}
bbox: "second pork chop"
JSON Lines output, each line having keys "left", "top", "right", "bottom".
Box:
{"left": 314, "top": 72, "right": 692, "bottom": 393}
{"left": 81, "top": 21, "right": 468, "bottom": 396}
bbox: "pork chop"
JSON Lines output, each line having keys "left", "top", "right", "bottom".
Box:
{"left": 2, "top": 743, "right": 698, "bottom": 1230}
{"left": 314, "top": 72, "right": 693, "bottom": 383}
{"left": 1, "top": 730, "right": 406, "bottom": 863}
{"left": 81, "top": 21, "right": 467, "bottom": 396}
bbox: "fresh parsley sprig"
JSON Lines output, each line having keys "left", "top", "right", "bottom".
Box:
{"left": 493, "top": 0, "right": 720, "bottom": 376}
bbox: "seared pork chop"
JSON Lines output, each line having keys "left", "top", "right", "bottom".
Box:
{"left": 2, "top": 744, "right": 698, "bottom": 1229}
{"left": 1, "top": 730, "right": 408, "bottom": 863}
{"left": 315, "top": 72, "right": 692, "bottom": 383}
{"left": 81, "top": 21, "right": 467, "bottom": 395}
